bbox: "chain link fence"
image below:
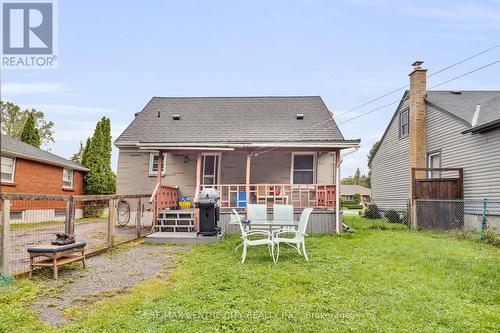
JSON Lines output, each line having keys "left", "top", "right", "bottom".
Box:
{"left": 415, "top": 199, "right": 500, "bottom": 233}
{"left": 1, "top": 193, "right": 152, "bottom": 275}
{"left": 357, "top": 199, "right": 411, "bottom": 226}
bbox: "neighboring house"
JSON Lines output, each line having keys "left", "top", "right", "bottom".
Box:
{"left": 340, "top": 184, "right": 371, "bottom": 203}
{"left": 115, "top": 96, "right": 360, "bottom": 233}
{"left": 0, "top": 134, "right": 88, "bottom": 222}
{"left": 370, "top": 61, "right": 500, "bottom": 202}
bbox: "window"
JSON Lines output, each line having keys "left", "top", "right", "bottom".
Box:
{"left": 62, "top": 169, "right": 73, "bottom": 188}
{"left": 202, "top": 154, "right": 221, "bottom": 185}
{"left": 54, "top": 209, "right": 66, "bottom": 218}
{"left": 399, "top": 108, "right": 409, "bottom": 138}
{"left": 10, "top": 211, "right": 22, "bottom": 221}
{"left": 427, "top": 152, "right": 441, "bottom": 178}
{"left": 1, "top": 156, "right": 15, "bottom": 183}
{"left": 291, "top": 153, "right": 315, "bottom": 184}
{"left": 149, "top": 153, "right": 167, "bottom": 176}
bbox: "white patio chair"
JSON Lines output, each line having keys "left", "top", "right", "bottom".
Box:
{"left": 273, "top": 208, "right": 313, "bottom": 262}
{"left": 232, "top": 209, "right": 275, "bottom": 264}
{"left": 273, "top": 204, "right": 296, "bottom": 233}
{"left": 247, "top": 204, "right": 275, "bottom": 233}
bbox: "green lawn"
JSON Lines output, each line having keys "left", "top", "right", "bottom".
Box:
{"left": 1, "top": 216, "right": 499, "bottom": 332}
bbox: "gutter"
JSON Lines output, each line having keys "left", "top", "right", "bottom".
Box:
{"left": 0, "top": 149, "right": 89, "bottom": 172}
{"left": 116, "top": 141, "right": 361, "bottom": 149}
{"left": 461, "top": 118, "right": 500, "bottom": 135}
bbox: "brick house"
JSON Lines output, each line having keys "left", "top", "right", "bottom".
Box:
{"left": 1, "top": 134, "right": 88, "bottom": 222}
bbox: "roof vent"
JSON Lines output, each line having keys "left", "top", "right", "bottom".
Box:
{"left": 296, "top": 113, "right": 304, "bottom": 120}
{"left": 471, "top": 104, "right": 481, "bottom": 126}
{"left": 172, "top": 114, "right": 181, "bottom": 120}
{"left": 157, "top": 111, "right": 161, "bottom": 118}
{"left": 134, "top": 112, "right": 140, "bottom": 117}
{"left": 451, "top": 91, "right": 462, "bottom": 95}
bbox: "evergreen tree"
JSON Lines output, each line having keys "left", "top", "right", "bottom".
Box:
{"left": 70, "top": 141, "right": 85, "bottom": 163}
{"left": 20, "top": 112, "right": 41, "bottom": 147}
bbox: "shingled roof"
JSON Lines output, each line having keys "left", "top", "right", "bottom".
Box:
{"left": 115, "top": 96, "right": 360, "bottom": 148}
{"left": 426, "top": 91, "right": 500, "bottom": 127}
{"left": 1, "top": 134, "right": 88, "bottom": 171}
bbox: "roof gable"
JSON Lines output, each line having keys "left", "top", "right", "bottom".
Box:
{"left": 115, "top": 96, "right": 356, "bottom": 146}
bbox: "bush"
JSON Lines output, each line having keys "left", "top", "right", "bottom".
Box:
{"left": 353, "top": 193, "right": 361, "bottom": 204}
{"left": 384, "top": 209, "right": 402, "bottom": 223}
{"left": 343, "top": 204, "right": 363, "bottom": 210}
{"left": 364, "top": 203, "right": 381, "bottom": 219}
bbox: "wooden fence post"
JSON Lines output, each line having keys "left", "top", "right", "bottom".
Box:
{"left": 1, "top": 199, "right": 11, "bottom": 273}
{"left": 65, "top": 198, "right": 75, "bottom": 235}
{"left": 107, "top": 199, "right": 116, "bottom": 247}
{"left": 136, "top": 198, "right": 142, "bottom": 238}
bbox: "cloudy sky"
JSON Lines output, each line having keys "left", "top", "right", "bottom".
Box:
{"left": 2, "top": 0, "right": 500, "bottom": 177}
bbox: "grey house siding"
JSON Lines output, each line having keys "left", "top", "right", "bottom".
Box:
{"left": 117, "top": 150, "right": 336, "bottom": 196}
{"left": 426, "top": 105, "right": 500, "bottom": 200}
{"left": 371, "top": 98, "right": 410, "bottom": 200}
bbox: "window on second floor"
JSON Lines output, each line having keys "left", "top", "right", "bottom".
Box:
{"left": 1, "top": 156, "right": 15, "bottom": 183}
{"left": 399, "top": 108, "right": 409, "bottom": 138}
{"left": 62, "top": 169, "right": 73, "bottom": 189}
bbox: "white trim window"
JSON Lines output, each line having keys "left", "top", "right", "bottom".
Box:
{"left": 1, "top": 156, "right": 16, "bottom": 183}
{"left": 202, "top": 153, "right": 221, "bottom": 185}
{"left": 427, "top": 151, "right": 441, "bottom": 179}
{"left": 291, "top": 153, "right": 316, "bottom": 184}
{"left": 399, "top": 108, "right": 409, "bottom": 138}
{"left": 62, "top": 169, "right": 73, "bottom": 189}
{"left": 149, "top": 153, "right": 167, "bottom": 176}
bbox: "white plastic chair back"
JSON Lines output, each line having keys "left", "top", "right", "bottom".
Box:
{"left": 247, "top": 204, "right": 267, "bottom": 221}
{"left": 232, "top": 209, "right": 246, "bottom": 237}
{"left": 297, "top": 208, "right": 313, "bottom": 240}
{"left": 273, "top": 204, "right": 294, "bottom": 221}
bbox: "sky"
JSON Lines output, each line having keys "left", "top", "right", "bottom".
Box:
{"left": 1, "top": 0, "right": 500, "bottom": 178}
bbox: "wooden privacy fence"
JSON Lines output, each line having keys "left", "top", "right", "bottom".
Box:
{"left": 411, "top": 167, "right": 464, "bottom": 229}
{"left": 0, "top": 193, "right": 151, "bottom": 275}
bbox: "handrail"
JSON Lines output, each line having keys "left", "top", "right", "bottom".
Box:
{"left": 149, "top": 183, "right": 160, "bottom": 203}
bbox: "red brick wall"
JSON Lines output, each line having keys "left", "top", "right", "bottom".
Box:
{"left": 1, "top": 158, "right": 85, "bottom": 210}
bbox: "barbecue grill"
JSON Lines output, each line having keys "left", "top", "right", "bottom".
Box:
{"left": 195, "top": 188, "right": 220, "bottom": 236}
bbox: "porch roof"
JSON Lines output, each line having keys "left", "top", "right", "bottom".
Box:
{"left": 115, "top": 96, "right": 360, "bottom": 148}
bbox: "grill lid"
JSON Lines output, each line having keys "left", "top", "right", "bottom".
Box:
{"left": 197, "top": 188, "right": 220, "bottom": 203}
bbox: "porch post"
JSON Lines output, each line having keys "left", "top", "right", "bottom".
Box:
{"left": 245, "top": 152, "right": 251, "bottom": 207}
{"left": 157, "top": 151, "right": 163, "bottom": 185}
{"left": 195, "top": 151, "right": 202, "bottom": 199}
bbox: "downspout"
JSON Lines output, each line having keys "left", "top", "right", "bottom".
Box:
{"left": 335, "top": 147, "right": 359, "bottom": 234}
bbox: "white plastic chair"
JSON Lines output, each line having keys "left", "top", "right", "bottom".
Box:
{"left": 273, "top": 204, "right": 294, "bottom": 221}
{"left": 232, "top": 209, "right": 275, "bottom": 264}
{"left": 273, "top": 208, "right": 313, "bottom": 262}
{"left": 247, "top": 204, "right": 267, "bottom": 221}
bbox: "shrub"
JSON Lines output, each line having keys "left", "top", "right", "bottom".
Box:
{"left": 353, "top": 193, "right": 361, "bottom": 204}
{"left": 384, "top": 209, "right": 402, "bottom": 223}
{"left": 364, "top": 203, "right": 381, "bottom": 219}
{"left": 343, "top": 204, "right": 363, "bottom": 210}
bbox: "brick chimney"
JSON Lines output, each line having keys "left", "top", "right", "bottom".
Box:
{"left": 409, "top": 61, "right": 427, "bottom": 182}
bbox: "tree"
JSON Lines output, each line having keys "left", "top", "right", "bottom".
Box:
{"left": 366, "top": 141, "right": 380, "bottom": 188}
{"left": 83, "top": 117, "right": 116, "bottom": 195}
{"left": 353, "top": 193, "right": 361, "bottom": 205}
{"left": 70, "top": 141, "right": 85, "bottom": 163}
{"left": 1, "top": 101, "right": 55, "bottom": 148}
{"left": 20, "top": 112, "right": 41, "bottom": 147}
{"left": 341, "top": 168, "right": 370, "bottom": 188}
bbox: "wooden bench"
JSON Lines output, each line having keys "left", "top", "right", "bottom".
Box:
{"left": 27, "top": 242, "right": 86, "bottom": 279}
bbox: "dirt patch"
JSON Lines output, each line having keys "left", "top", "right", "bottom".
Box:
{"left": 29, "top": 242, "right": 190, "bottom": 326}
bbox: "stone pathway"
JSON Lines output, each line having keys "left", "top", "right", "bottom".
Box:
{"left": 29, "top": 242, "right": 190, "bottom": 326}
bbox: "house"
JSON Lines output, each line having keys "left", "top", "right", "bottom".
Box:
{"left": 340, "top": 184, "right": 371, "bottom": 203}
{"left": 115, "top": 96, "right": 360, "bottom": 234}
{"left": 370, "top": 61, "right": 500, "bottom": 203}
{"left": 0, "top": 134, "right": 88, "bottom": 222}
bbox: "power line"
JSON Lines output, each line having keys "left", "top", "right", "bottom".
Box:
{"left": 254, "top": 59, "right": 500, "bottom": 156}
{"left": 252, "top": 43, "right": 500, "bottom": 156}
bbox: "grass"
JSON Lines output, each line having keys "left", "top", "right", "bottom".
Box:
{"left": 1, "top": 216, "right": 499, "bottom": 332}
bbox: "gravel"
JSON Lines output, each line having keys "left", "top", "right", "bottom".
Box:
{"left": 29, "top": 242, "right": 190, "bottom": 326}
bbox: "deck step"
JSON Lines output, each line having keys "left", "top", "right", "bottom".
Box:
{"left": 155, "top": 209, "right": 195, "bottom": 233}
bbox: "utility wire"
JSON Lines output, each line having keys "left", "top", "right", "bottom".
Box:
{"left": 253, "top": 43, "right": 500, "bottom": 155}
{"left": 254, "top": 59, "right": 500, "bottom": 156}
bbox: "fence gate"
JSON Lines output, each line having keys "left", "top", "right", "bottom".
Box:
{"left": 412, "top": 168, "right": 464, "bottom": 229}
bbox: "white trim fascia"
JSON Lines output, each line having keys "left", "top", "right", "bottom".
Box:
{"left": 120, "top": 141, "right": 360, "bottom": 149}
